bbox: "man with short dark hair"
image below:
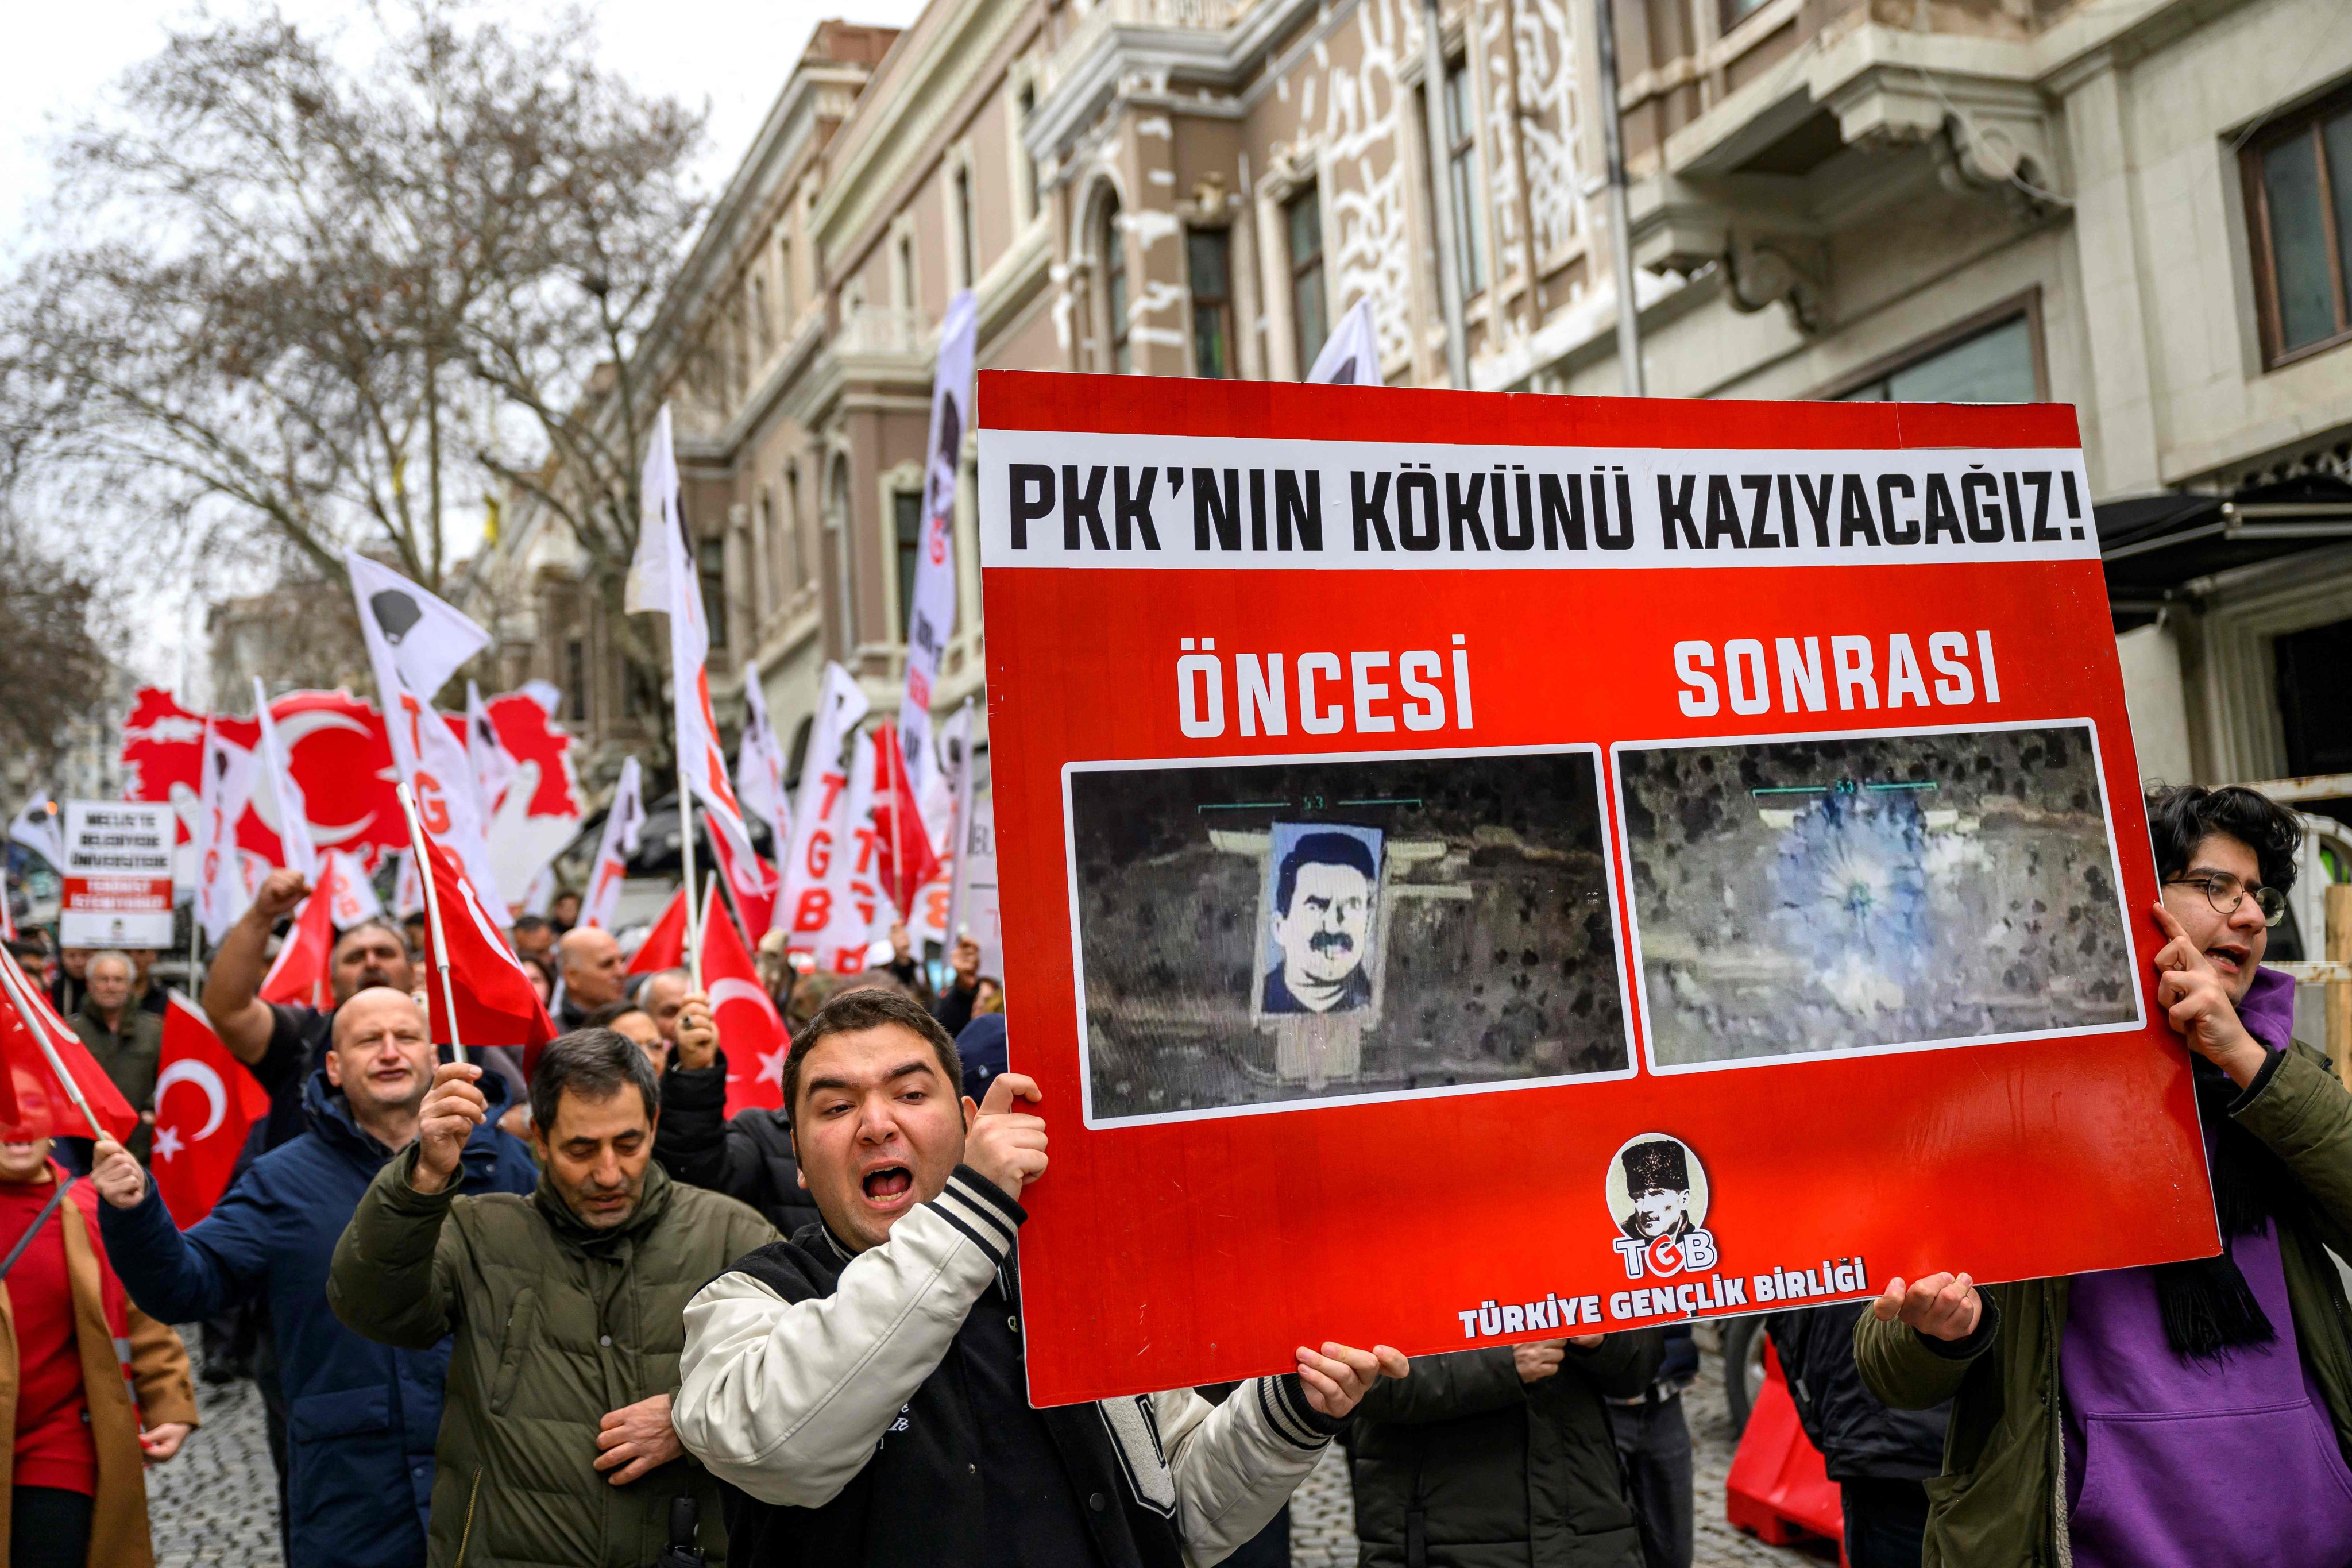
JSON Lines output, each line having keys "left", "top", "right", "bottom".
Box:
{"left": 509, "top": 914, "right": 557, "bottom": 967}
{"left": 549, "top": 889, "right": 581, "bottom": 933}
{"left": 92, "top": 987, "right": 537, "bottom": 1567}
{"left": 1860, "top": 783, "right": 2352, "bottom": 1567}
{"left": 1262, "top": 832, "right": 1378, "bottom": 1015}
{"left": 674, "top": 988, "right": 1408, "bottom": 1566}
{"left": 203, "top": 867, "right": 419, "bottom": 1150}
{"left": 330, "top": 1028, "right": 778, "bottom": 1566}
{"left": 72, "top": 948, "right": 163, "bottom": 1162}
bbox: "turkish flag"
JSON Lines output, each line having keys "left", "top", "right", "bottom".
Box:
{"left": 258, "top": 858, "right": 340, "bottom": 1007}
{"left": 415, "top": 827, "right": 555, "bottom": 1059}
{"left": 870, "top": 724, "right": 944, "bottom": 920}
{"left": 152, "top": 994, "right": 271, "bottom": 1226}
{"left": 0, "top": 947, "right": 130, "bottom": 1141}
{"left": 700, "top": 898, "right": 787, "bottom": 1117}
{"left": 627, "top": 889, "right": 689, "bottom": 977}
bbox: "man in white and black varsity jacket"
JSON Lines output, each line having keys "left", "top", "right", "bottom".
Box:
{"left": 674, "top": 987, "right": 1408, "bottom": 1567}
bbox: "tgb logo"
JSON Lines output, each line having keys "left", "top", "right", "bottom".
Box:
{"left": 1606, "top": 1133, "right": 1717, "bottom": 1280}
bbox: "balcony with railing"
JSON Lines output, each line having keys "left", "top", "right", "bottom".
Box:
{"left": 1042, "top": 0, "right": 1252, "bottom": 113}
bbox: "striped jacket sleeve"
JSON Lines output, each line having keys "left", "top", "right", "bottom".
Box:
{"left": 1151, "top": 1372, "right": 1343, "bottom": 1565}
{"left": 672, "top": 1164, "right": 1019, "bottom": 1507}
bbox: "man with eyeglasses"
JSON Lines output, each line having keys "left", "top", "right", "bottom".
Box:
{"left": 1855, "top": 783, "right": 2352, "bottom": 1568}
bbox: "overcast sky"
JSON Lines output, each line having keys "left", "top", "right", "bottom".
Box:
{"left": 2, "top": 0, "right": 927, "bottom": 692}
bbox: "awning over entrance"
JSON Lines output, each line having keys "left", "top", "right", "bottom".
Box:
{"left": 2099, "top": 474, "right": 2352, "bottom": 629}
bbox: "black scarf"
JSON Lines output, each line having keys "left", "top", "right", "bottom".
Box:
{"left": 2151, "top": 1056, "right": 2297, "bottom": 1361}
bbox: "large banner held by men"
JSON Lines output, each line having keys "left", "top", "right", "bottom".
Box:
{"left": 977, "top": 370, "right": 2204, "bottom": 1407}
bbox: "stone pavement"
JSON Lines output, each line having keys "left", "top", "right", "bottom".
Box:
{"left": 150, "top": 1331, "right": 283, "bottom": 1568}
{"left": 1291, "top": 1335, "right": 1835, "bottom": 1567}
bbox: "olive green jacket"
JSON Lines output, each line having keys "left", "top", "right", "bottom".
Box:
{"left": 72, "top": 998, "right": 161, "bottom": 1163}
{"left": 328, "top": 1143, "right": 778, "bottom": 1567}
{"left": 1855, "top": 1044, "right": 2352, "bottom": 1568}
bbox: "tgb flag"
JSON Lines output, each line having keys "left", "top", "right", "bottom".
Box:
{"left": 324, "top": 849, "right": 383, "bottom": 928}
{"left": 252, "top": 678, "right": 319, "bottom": 882}
{"left": 780, "top": 662, "right": 869, "bottom": 960}
{"left": 152, "top": 992, "right": 271, "bottom": 1226}
{"left": 345, "top": 550, "right": 503, "bottom": 912}
{"left": 898, "top": 290, "right": 976, "bottom": 811}
{"left": 414, "top": 824, "right": 555, "bottom": 1056}
{"left": 628, "top": 407, "right": 771, "bottom": 945}
{"left": 581, "top": 757, "right": 647, "bottom": 932}
{"left": 193, "top": 719, "right": 257, "bottom": 944}
{"left": 1307, "top": 295, "right": 1381, "bottom": 385}
{"left": 6, "top": 795, "right": 62, "bottom": 872}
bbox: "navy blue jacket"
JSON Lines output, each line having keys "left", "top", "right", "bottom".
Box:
{"left": 99, "top": 1067, "right": 538, "bottom": 1568}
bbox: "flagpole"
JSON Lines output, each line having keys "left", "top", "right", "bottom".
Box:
{"left": 698, "top": 871, "right": 719, "bottom": 991}
{"left": 675, "top": 758, "right": 704, "bottom": 991}
{"left": 396, "top": 783, "right": 468, "bottom": 1067}
{"left": 0, "top": 953, "right": 104, "bottom": 1141}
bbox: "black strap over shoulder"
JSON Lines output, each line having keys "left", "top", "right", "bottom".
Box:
{"left": 0, "top": 1178, "right": 76, "bottom": 1281}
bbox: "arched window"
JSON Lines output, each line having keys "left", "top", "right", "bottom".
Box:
{"left": 1100, "top": 195, "right": 1130, "bottom": 373}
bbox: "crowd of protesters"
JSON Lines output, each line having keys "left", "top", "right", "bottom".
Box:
{"left": 0, "top": 780, "right": 2341, "bottom": 1567}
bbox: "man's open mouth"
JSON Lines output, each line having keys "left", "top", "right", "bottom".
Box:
{"left": 2208, "top": 945, "right": 2249, "bottom": 971}
{"left": 862, "top": 1166, "right": 913, "bottom": 1202}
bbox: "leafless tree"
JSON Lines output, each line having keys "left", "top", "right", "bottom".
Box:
{"left": 0, "top": 511, "right": 111, "bottom": 766}
{"left": 0, "top": 1, "right": 704, "bottom": 607}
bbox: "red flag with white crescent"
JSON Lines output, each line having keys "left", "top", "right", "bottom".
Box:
{"left": 627, "top": 889, "right": 690, "bottom": 978}
{"left": 699, "top": 897, "right": 786, "bottom": 1117}
{"left": 152, "top": 993, "right": 271, "bottom": 1226}
{"left": 415, "top": 827, "right": 555, "bottom": 1058}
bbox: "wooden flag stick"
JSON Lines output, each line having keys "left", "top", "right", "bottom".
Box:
{"left": 0, "top": 952, "right": 105, "bottom": 1140}
{"left": 396, "top": 783, "right": 468, "bottom": 1066}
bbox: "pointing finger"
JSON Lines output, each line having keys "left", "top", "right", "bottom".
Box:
{"left": 2151, "top": 901, "right": 2188, "bottom": 942}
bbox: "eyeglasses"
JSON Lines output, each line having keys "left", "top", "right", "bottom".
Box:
{"left": 2164, "top": 874, "right": 2288, "bottom": 927}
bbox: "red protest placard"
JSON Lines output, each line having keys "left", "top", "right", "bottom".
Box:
{"left": 976, "top": 371, "right": 2207, "bottom": 1407}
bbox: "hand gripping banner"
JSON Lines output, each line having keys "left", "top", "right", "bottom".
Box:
{"left": 978, "top": 370, "right": 2206, "bottom": 1405}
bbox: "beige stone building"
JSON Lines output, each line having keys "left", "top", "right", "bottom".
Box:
{"left": 485, "top": 0, "right": 2352, "bottom": 866}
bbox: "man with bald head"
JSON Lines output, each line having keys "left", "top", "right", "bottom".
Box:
{"left": 71, "top": 948, "right": 164, "bottom": 1163}
{"left": 203, "top": 866, "right": 424, "bottom": 1153}
{"left": 556, "top": 925, "right": 627, "bottom": 1030}
{"left": 91, "top": 986, "right": 536, "bottom": 1567}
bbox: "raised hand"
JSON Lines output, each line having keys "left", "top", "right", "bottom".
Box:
{"left": 1871, "top": 1271, "right": 1983, "bottom": 1342}
{"left": 1296, "top": 1342, "right": 1410, "bottom": 1417}
{"left": 2150, "top": 903, "right": 2265, "bottom": 1086}
{"left": 1514, "top": 1339, "right": 1566, "bottom": 1383}
{"left": 90, "top": 1136, "right": 147, "bottom": 1210}
{"left": 674, "top": 992, "right": 718, "bottom": 1071}
{"left": 249, "top": 867, "right": 311, "bottom": 923}
{"left": 965, "top": 1073, "right": 1048, "bottom": 1198}
{"left": 409, "top": 1061, "right": 486, "bottom": 1194}
{"left": 949, "top": 937, "right": 982, "bottom": 991}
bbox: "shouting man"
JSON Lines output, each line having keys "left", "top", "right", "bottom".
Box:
{"left": 1261, "top": 831, "right": 1379, "bottom": 1015}
{"left": 673, "top": 987, "right": 1408, "bottom": 1566}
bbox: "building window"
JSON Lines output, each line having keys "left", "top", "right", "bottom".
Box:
{"left": 1188, "top": 227, "right": 1233, "bottom": 378}
{"left": 2277, "top": 616, "right": 2352, "bottom": 776}
{"left": 699, "top": 539, "right": 728, "bottom": 649}
{"left": 751, "top": 275, "right": 772, "bottom": 356}
{"left": 1017, "top": 84, "right": 1039, "bottom": 218}
{"left": 1443, "top": 62, "right": 1485, "bottom": 299}
{"left": 784, "top": 461, "right": 805, "bottom": 589}
{"left": 1720, "top": 0, "right": 1774, "bottom": 28}
{"left": 564, "top": 638, "right": 586, "bottom": 724}
{"left": 779, "top": 236, "right": 795, "bottom": 322}
{"left": 1834, "top": 313, "right": 2038, "bottom": 403}
{"left": 1287, "top": 186, "right": 1326, "bottom": 372}
{"left": 2245, "top": 91, "right": 2352, "bottom": 365}
{"left": 954, "top": 165, "right": 978, "bottom": 289}
{"left": 894, "top": 488, "right": 924, "bottom": 640}
{"left": 1101, "top": 196, "right": 1131, "bottom": 372}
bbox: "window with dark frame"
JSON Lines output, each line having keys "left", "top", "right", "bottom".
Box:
{"left": 1443, "top": 61, "right": 1485, "bottom": 299}
{"left": 1102, "top": 196, "right": 1131, "bottom": 372}
{"left": 1832, "top": 313, "right": 2038, "bottom": 403}
{"left": 2245, "top": 90, "right": 2352, "bottom": 366}
{"left": 1188, "top": 227, "right": 1234, "bottom": 378}
{"left": 1018, "top": 84, "right": 1040, "bottom": 216}
{"left": 699, "top": 539, "right": 728, "bottom": 649}
{"left": 894, "top": 489, "right": 924, "bottom": 640}
{"left": 1720, "top": 0, "right": 1773, "bottom": 29}
{"left": 955, "top": 165, "right": 977, "bottom": 288}
{"left": 1287, "top": 186, "right": 1327, "bottom": 372}
{"left": 565, "top": 638, "right": 586, "bottom": 724}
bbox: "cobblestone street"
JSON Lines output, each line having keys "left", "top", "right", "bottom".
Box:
{"left": 147, "top": 1326, "right": 1836, "bottom": 1568}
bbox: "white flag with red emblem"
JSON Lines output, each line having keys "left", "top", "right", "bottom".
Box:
{"left": 414, "top": 824, "right": 554, "bottom": 1053}
{"left": 345, "top": 550, "right": 503, "bottom": 913}
{"left": 193, "top": 718, "right": 257, "bottom": 944}
{"left": 466, "top": 680, "right": 519, "bottom": 821}
{"left": 700, "top": 895, "right": 787, "bottom": 1117}
{"left": 325, "top": 849, "right": 383, "bottom": 928}
{"left": 581, "top": 758, "right": 646, "bottom": 932}
{"left": 780, "top": 663, "right": 869, "bottom": 957}
{"left": 152, "top": 992, "right": 272, "bottom": 1227}
{"left": 736, "top": 667, "right": 792, "bottom": 866}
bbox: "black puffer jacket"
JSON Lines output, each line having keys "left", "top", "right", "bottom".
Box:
{"left": 1767, "top": 1302, "right": 1947, "bottom": 1481}
{"left": 652, "top": 1050, "right": 824, "bottom": 1237}
{"left": 1349, "top": 1333, "right": 1663, "bottom": 1568}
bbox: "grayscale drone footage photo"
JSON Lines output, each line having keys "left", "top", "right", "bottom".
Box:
{"left": 1065, "top": 748, "right": 1629, "bottom": 1122}
{"left": 1617, "top": 723, "right": 2139, "bottom": 1069}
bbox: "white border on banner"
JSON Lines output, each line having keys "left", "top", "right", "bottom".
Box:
{"left": 1607, "top": 716, "right": 2149, "bottom": 1078}
{"left": 1060, "top": 741, "right": 1639, "bottom": 1129}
